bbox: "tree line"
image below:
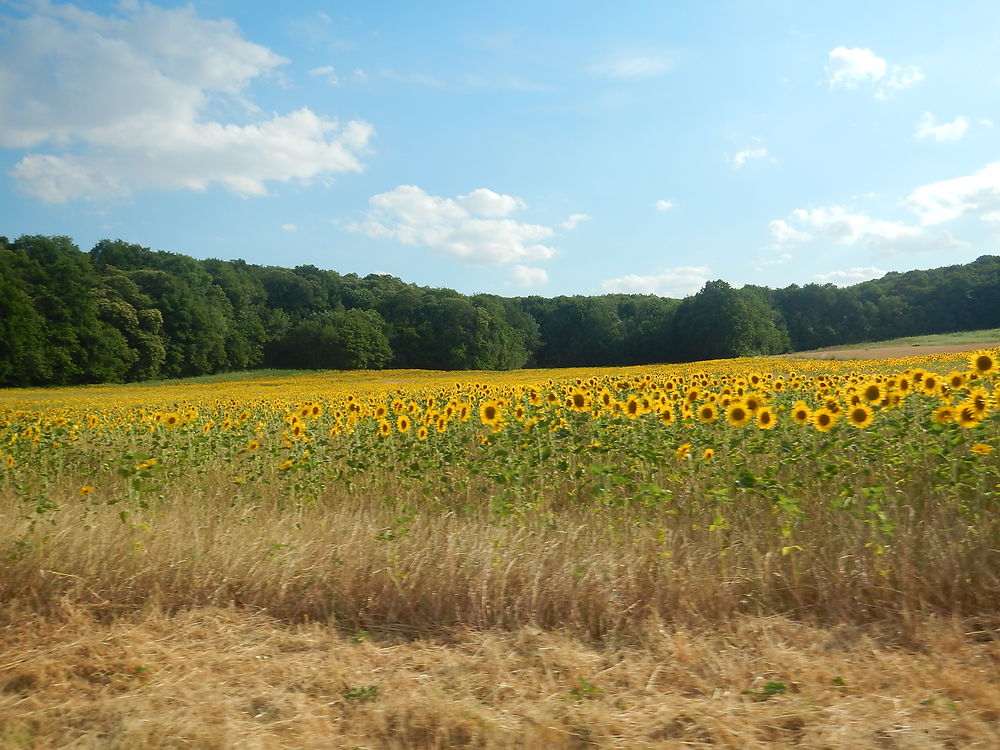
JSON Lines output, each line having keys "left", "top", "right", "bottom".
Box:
{"left": 1, "top": 235, "right": 998, "bottom": 387}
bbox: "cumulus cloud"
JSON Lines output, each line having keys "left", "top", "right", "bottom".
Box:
{"left": 509, "top": 265, "right": 549, "bottom": 288}
{"left": 769, "top": 205, "right": 966, "bottom": 254}
{"left": 590, "top": 54, "right": 676, "bottom": 79}
{"left": 560, "top": 213, "right": 591, "bottom": 230}
{"left": 349, "top": 185, "right": 559, "bottom": 266}
{"left": 825, "top": 46, "right": 923, "bottom": 99}
{"left": 813, "top": 267, "right": 887, "bottom": 286}
{"left": 655, "top": 199, "right": 674, "bottom": 212}
{"left": 905, "top": 162, "right": 1000, "bottom": 225}
{"left": 914, "top": 112, "right": 969, "bottom": 142}
{"left": 601, "top": 266, "right": 710, "bottom": 298}
{"left": 1, "top": 2, "right": 371, "bottom": 202}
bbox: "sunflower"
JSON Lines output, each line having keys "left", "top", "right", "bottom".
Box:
{"left": 659, "top": 407, "right": 675, "bottom": 425}
{"left": 726, "top": 402, "right": 751, "bottom": 427}
{"left": 971, "top": 350, "right": 997, "bottom": 376}
{"left": 278, "top": 459, "right": 293, "bottom": 471}
{"left": 378, "top": 420, "right": 392, "bottom": 437}
{"left": 946, "top": 371, "right": 967, "bottom": 391}
{"left": 79, "top": 485, "right": 95, "bottom": 496}
{"left": 971, "top": 443, "right": 994, "bottom": 456}
{"left": 246, "top": 440, "right": 260, "bottom": 451}
{"left": 755, "top": 406, "right": 777, "bottom": 430}
{"left": 920, "top": 374, "right": 942, "bottom": 396}
{"left": 860, "top": 382, "right": 883, "bottom": 403}
{"left": 676, "top": 443, "right": 692, "bottom": 460}
{"left": 697, "top": 403, "right": 718, "bottom": 423}
{"left": 397, "top": 415, "right": 411, "bottom": 433}
{"left": 417, "top": 425, "right": 429, "bottom": 441}
{"left": 743, "top": 394, "right": 765, "bottom": 413}
{"left": 812, "top": 408, "right": 837, "bottom": 432}
{"left": 479, "top": 400, "right": 503, "bottom": 427}
{"left": 967, "top": 387, "right": 992, "bottom": 417}
{"left": 790, "top": 401, "right": 811, "bottom": 425}
{"left": 702, "top": 448, "right": 714, "bottom": 461}
{"left": 846, "top": 404, "right": 874, "bottom": 429}
{"left": 624, "top": 396, "right": 643, "bottom": 419}
{"left": 956, "top": 403, "right": 981, "bottom": 428}
{"left": 568, "top": 390, "right": 592, "bottom": 412}
{"left": 932, "top": 404, "right": 956, "bottom": 424}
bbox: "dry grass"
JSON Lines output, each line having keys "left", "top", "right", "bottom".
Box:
{"left": 1, "top": 606, "right": 997, "bottom": 749}
{"left": 2, "top": 472, "right": 998, "bottom": 747}
{"left": 2, "top": 464, "right": 996, "bottom": 635}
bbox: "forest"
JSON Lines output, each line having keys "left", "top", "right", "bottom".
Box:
{"left": 1, "top": 234, "right": 998, "bottom": 387}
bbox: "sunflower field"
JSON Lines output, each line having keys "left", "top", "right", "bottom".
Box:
{"left": 1, "top": 350, "right": 999, "bottom": 748}
{"left": 0, "top": 348, "right": 997, "bottom": 634}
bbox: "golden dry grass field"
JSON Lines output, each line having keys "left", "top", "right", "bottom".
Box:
{"left": 1, "top": 349, "right": 998, "bottom": 748}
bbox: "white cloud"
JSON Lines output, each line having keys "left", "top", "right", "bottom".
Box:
{"left": 655, "top": 199, "right": 674, "bottom": 212}
{"left": 457, "top": 188, "right": 525, "bottom": 217}
{"left": 825, "top": 46, "right": 923, "bottom": 98}
{"left": 914, "top": 112, "right": 968, "bottom": 142}
{"left": 590, "top": 54, "right": 676, "bottom": 79}
{"left": 906, "top": 162, "right": 1000, "bottom": 225}
{"left": 1, "top": 2, "right": 371, "bottom": 202}
{"left": 349, "top": 185, "right": 558, "bottom": 266}
{"left": 732, "top": 144, "right": 770, "bottom": 169}
{"left": 767, "top": 219, "right": 812, "bottom": 245}
{"left": 813, "top": 267, "right": 887, "bottom": 286}
{"left": 281, "top": 223, "right": 298, "bottom": 232}
{"left": 877, "top": 65, "right": 923, "bottom": 99}
{"left": 825, "top": 46, "right": 887, "bottom": 89}
{"left": 601, "top": 266, "right": 710, "bottom": 298}
{"left": 509, "top": 265, "right": 549, "bottom": 288}
{"left": 308, "top": 65, "right": 339, "bottom": 85}
{"left": 561, "top": 213, "right": 591, "bottom": 230}
{"left": 770, "top": 205, "right": 966, "bottom": 254}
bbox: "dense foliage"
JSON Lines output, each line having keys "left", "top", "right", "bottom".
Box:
{"left": 1, "top": 234, "right": 998, "bottom": 386}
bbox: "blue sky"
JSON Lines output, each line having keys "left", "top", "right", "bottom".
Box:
{"left": 1, "top": 1, "right": 998, "bottom": 298}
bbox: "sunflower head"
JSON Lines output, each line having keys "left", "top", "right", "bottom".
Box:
{"left": 847, "top": 404, "right": 874, "bottom": 429}
{"left": 791, "top": 401, "right": 811, "bottom": 425}
{"left": 726, "top": 402, "right": 750, "bottom": 427}
{"left": 812, "top": 408, "right": 837, "bottom": 432}
{"left": 755, "top": 407, "right": 777, "bottom": 430}
{"left": 971, "top": 350, "right": 997, "bottom": 375}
